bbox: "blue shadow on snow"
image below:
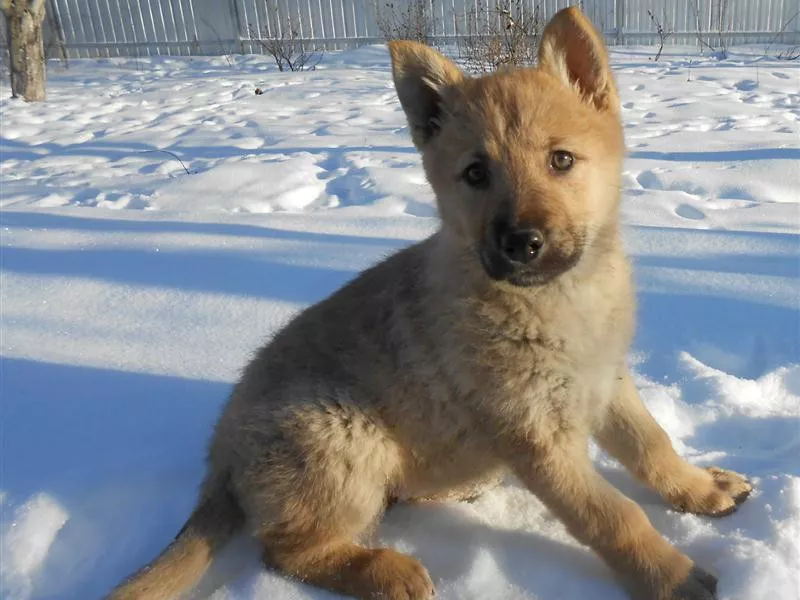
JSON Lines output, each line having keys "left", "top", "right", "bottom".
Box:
{"left": 1, "top": 358, "right": 230, "bottom": 600}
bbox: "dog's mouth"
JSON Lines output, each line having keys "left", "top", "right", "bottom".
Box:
{"left": 478, "top": 230, "right": 583, "bottom": 287}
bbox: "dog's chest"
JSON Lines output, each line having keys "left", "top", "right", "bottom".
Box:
{"left": 463, "top": 278, "right": 632, "bottom": 415}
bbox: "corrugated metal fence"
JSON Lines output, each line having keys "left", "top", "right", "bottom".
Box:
{"left": 29, "top": 0, "right": 800, "bottom": 58}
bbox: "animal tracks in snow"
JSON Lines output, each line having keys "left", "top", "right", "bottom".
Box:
{"left": 615, "top": 50, "right": 797, "bottom": 233}
{"left": 674, "top": 203, "right": 706, "bottom": 220}
{"left": 2, "top": 48, "right": 795, "bottom": 226}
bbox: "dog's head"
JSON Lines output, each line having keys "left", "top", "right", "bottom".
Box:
{"left": 389, "top": 8, "right": 624, "bottom": 287}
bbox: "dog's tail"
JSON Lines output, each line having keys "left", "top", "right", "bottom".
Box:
{"left": 107, "top": 474, "right": 245, "bottom": 600}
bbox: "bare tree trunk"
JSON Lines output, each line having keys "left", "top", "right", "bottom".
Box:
{"left": 1, "top": 0, "right": 46, "bottom": 101}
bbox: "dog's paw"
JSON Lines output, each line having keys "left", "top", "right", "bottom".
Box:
{"left": 621, "top": 549, "right": 717, "bottom": 600}
{"left": 672, "top": 565, "right": 718, "bottom": 599}
{"left": 362, "top": 549, "right": 435, "bottom": 600}
{"left": 670, "top": 466, "right": 753, "bottom": 517}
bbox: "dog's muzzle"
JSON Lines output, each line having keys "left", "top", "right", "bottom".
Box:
{"left": 480, "top": 220, "right": 582, "bottom": 287}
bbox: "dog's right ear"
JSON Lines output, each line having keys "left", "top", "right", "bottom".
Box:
{"left": 537, "top": 7, "right": 618, "bottom": 113}
{"left": 388, "top": 41, "right": 464, "bottom": 149}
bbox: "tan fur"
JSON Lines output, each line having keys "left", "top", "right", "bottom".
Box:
{"left": 107, "top": 7, "right": 751, "bottom": 600}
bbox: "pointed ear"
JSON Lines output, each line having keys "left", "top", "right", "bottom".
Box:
{"left": 388, "top": 41, "right": 465, "bottom": 149}
{"left": 537, "top": 7, "right": 618, "bottom": 112}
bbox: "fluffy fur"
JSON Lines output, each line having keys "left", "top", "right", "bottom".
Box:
{"left": 107, "top": 8, "right": 751, "bottom": 600}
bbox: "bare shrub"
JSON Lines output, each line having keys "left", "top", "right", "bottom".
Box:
{"left": 199, "top": 16, "right": 236, "bottom": 66}
{"left": 250, "top": 8, "right": 322, "bottom": 72}
{"left": 647, "top": 9, "right": 673, "bottom": 61}
{"left": 768, "top": 10, "right": 800, "bottom": 60}
{"left": 690, "top": 0, "right": 732, "bottom": 59}
{"left": 776, "top": 45, "right": 800, "bottom": 60}
{"left": 712, "top": 0, "right": 732, "bottom": 58}
{"left": 376, "top": 0, "right": 433, "bottom": 44}
{"left": 456, "top": 0, "right": 542, "bottom": 73}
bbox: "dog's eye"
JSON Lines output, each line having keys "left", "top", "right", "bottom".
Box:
{"left": 463, "top": 162, "right": 490, "bottom": 188}
{"left": 550, "top": 150, "right": 574, "bottom": 172}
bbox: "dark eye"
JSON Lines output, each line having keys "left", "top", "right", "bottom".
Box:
{"left": 463, "top": 162, "right": 490, "bottom": 188}
{"left": 550, "top": 150, "right": 574, "bottom": 172}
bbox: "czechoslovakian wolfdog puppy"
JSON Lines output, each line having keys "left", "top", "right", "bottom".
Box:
{"left": 109, "top": 7, "right": 751, "bottom": 600}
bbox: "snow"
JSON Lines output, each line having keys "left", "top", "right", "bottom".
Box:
{"left": 0, "top": 494, "right": 68, "bottom": 600}
{"left": 1, "top": 45, "right": 798, "bottom": 600}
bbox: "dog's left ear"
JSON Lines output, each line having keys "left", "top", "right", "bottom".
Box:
{"left": 538, "top": 7, "right": 618, "bottom": 112}
{"left": 388, "top": 41, "right": 464, "bottom": 149}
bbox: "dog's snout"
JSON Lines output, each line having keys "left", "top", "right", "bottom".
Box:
{"left": 498, "top": 228, "right": 545, "bottom": 264}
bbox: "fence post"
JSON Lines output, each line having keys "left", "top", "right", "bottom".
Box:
{"left": 614, "top": 0, "right": 624, "bottom": 45}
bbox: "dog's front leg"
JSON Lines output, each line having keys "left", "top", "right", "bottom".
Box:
{"left": 498, "top": 427, "right": 718, "bottom": 600}
{"left": 595, "top": 370, "right": 752, "bottom": 516}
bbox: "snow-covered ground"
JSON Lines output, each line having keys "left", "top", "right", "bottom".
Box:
{"left": 1, "top": 45, "right": 798, "bottom": 600}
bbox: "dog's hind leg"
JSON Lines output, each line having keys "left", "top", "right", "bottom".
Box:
{"left": 594, "top": 370, "right": 752, "bottom": 517}
{"left": 264, "top": 542, "right": 434, "bottom": 600}
{"left": 237, "top": 401, "right": 435, "bottom": 600}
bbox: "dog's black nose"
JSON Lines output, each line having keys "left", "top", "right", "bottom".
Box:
{"left": 499, "top": 228, "right": 545, "bottom": 263}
